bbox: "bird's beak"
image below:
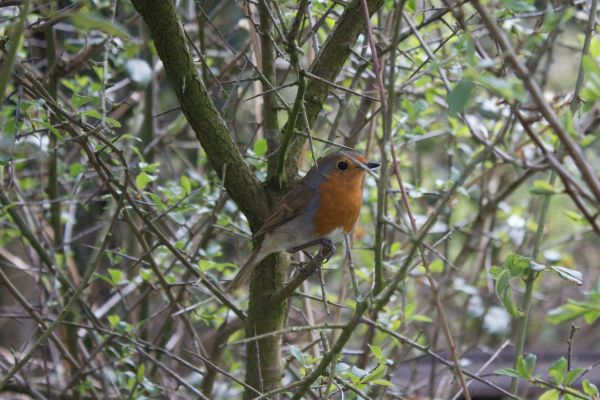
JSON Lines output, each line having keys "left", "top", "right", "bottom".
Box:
{"left": 366, "top": 162, "right": 381, "bottom": 170}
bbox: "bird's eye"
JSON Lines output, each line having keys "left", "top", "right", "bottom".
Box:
{"left": 337, "top": 161, "right": 349, "bottom": 170}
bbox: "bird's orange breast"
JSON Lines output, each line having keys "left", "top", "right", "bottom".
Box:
{"left": 313, "top": 171, "right": 365, "bottom": 236}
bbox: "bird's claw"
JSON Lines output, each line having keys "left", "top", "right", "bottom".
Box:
{"left": 319, "top": 240, "right": 336, "bottom": 262}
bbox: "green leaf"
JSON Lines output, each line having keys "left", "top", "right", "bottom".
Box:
{"left": 108, "top": 314, "right": 120, "bottom": 327}
{"left": 70, "top": 13, "right": 129, "bottom": 39}
{"left": 108, "top": 268, "right": 124, "bottom": 285}
{"left": 564, "top": 210, "right": 584, "bottom": 222}
{"left": 136, "top": 364, "right": 145, "bottom": 381}
{"left": 502, "top": 286, "right": 524, "bottom": 318}
{"left": 253, "top": 138, "right": 268, "bottom": 157}
{"left": 516, "top": 353, "right": 536, "bottom": 379}
{"left": 494, "top": 269, "right": 524, "bottom": 317}
{"left": 489, "top": 265, "right": 503, "bottom": 278}
{"left": 479, "top": 74, "right": 525, "bottom": 101}
{"left": 447, "top": 79, "right": 474, "bottom": 116}
{"left": 69, "top": 162, "right": 85, "bottom": 177}
{"left": 539, "top": 390, "right": 560, "bottom": 400}
{"left": 547, "top": 302, "right": 590, "bottom": 324}
{"left": 495, "top": 367, "right": 521, "bottom": 378}
{"left": 33, "top": 119, "right": 64, "bottom": 141}
{"left": 501, "top": 0, "right": 536, "bottom": 12}
{"left": 289, "top": 346, "right": 306, "bottom": 366}
{"left": 105, "top": 117, "right": 121, "bottom": 128}
{"left": 180, "top": 176, "right": 192, "bottom": 195}
{"left": 371, "top": 378, "right": 393, "bottom": 387}
{"left": 548, "top": 357, "right": 567, "bottom": 384}
{"left": 530, "top": 179, "right": 557, "bottom": 195}
{"left": 136, "top": 172, "right": 155, "bottom": 190}
{"left": 71, "top": 93, "right": 94, "bottom": 109}
{"left": 81, "top": 109, "right": 102, "bottom": 120}
{"left": 582, "top": 379, "right": 599, "bottom": 396}
{"left": 361, "top": 364, "right": 388, "bottom": 383}
{"left": 495, "top": 270, "right": 511, "bottom": 297}
{"left": 551, "top": 265, "right": 583, "bottom": 285}
{"left": 504, "top": 254, "right": 529, "bottom": 277}
{"left": 565, "top": 367, "right": 585, "bottom": 385}
{"left": 369, "top": 345, "right": 384, "bottom": 361}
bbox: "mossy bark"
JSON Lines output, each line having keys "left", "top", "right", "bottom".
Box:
{"left": 244, "top": 254, "right": 289, "bottom": 398}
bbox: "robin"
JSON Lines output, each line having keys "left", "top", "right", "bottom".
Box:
{"left": 226, "top": 149, "right": 380, "bottom": 291}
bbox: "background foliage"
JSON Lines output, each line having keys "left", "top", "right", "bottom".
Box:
{"left": 1, "top": 0, "right": 600, "bottom": 399}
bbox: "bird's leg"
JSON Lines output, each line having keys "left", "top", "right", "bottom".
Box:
{"left": 287, "top": 239, "right": 323, "bottom": 254}
{"left": 288, "top": 238, "right": 336, "bottom": 261}
{"left": 288, "top": 239, "right": 336, "bottom": 276}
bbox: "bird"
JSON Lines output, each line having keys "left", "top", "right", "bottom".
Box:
{"left": 226, "top": 149, "right": 380, "bottom": 292}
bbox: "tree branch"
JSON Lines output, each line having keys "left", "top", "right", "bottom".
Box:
{"left": 282, "top": 0, "right": 384, "bottom": 180}
{"left": 470, "top": 0, "right": 600, "bottom": 205}
{"left": 131, "top": 0, "right": 269, "bottom": 228}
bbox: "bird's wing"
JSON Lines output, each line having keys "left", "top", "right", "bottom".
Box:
{"left": 253, "top": 182, "right": 317, "bottom": 238}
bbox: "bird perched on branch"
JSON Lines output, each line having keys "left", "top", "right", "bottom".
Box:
{"left": 226, "top": 149, "right": 380, "bottom": 292}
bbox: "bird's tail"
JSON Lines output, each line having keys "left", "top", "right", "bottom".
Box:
{"left": 226, "top": 243, "right": 265, "bottom": 292}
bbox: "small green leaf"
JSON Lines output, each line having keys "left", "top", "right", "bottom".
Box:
{"left": 494, "top": 269, "right": 524, "bottom": 317}
{"left": 289, "top": 346, "right": 306, "bottom": 366}
{"left": 548, "top": 357, "right": 567, "bottom": 384}
{"left": 136, "top": 172, "right": 155, "bottom": 190}
{"left": 505, "top": 254, "right": 529, "bottom": 277}
{"left": 447, "top": 79, "right": 474, "bottom": 116}
{"left": 495, "top": 367, "right": 521, "bottom": 378}
{"left": 371, "top": 378, "right": 393, "bottom": 387}
{"left": 495, "top": 270, "right": 511, "bottom": 296}
{"left": 501, "top": 286, "right": 525, "bottom": 318}
{"left": 70, "top": 13, "right": 129, "bottom": 39}
{"left": 516, "top": 353, "right": 536, "bottom": 379}
{"left": 539, "top": 390, "right": 560, "bottom": 400}
{"left": 361, "top": 364, "right": 387, "bottom": 383}
{"left": 137, "top": 364, "right": 145, "bottom": 381}
{"left": 71, "top": 93, "right": 94, "bottom": 109}
{"left": 81, "top": 109, "right": 102, "bottom": 120}
{"left": 565, "top": 367, "right": 585, "bottom": 385}
{"left": 253, "top": 138, "right": 268, "bottom": 157}
{"left": 108, "top": 268, "right": 124, "bottom": 285}
{"left": 530, "top": 179, "right": 557, "bottom": 195}
{"left": 180, "top": 176, "right": 192, "bottom": 195}
{"left": 105, "top": 117, "right": 121, "bottom": 128}
{"left": 34, "top": 119, "right": 64, "bottom": 141}
{"left": 523, "top": 353, "right": 537, "bottom": 378}
{"left": 551, "top": 265, "right": 583, "bottom": 285}
{"left": 547, "top": 302, "right": 590, "bottom": 324}
{"left": 564, "top": 210, "right": 584, "bottom": 222}
{"left": 369, "top": 345, "right": 384, "bottom": 361}
{"left": 582, "top": 379, "right": 599, "bottom": 396}
{"left": 69, "top": 162, "right": 85, "bottom": 177}
{"left": 108, "top": 314, "right": 120, "bottom": 327}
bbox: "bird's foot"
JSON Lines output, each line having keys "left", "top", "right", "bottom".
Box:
{"left": 319, "top": 239, "right": 336, "bottom": 262}
{"left": 288, "top": 238, "right": 336, "bottom": 262}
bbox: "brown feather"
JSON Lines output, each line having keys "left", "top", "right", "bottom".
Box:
{"left": 253, "top": 182, "right": 317, "bottom": 238}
